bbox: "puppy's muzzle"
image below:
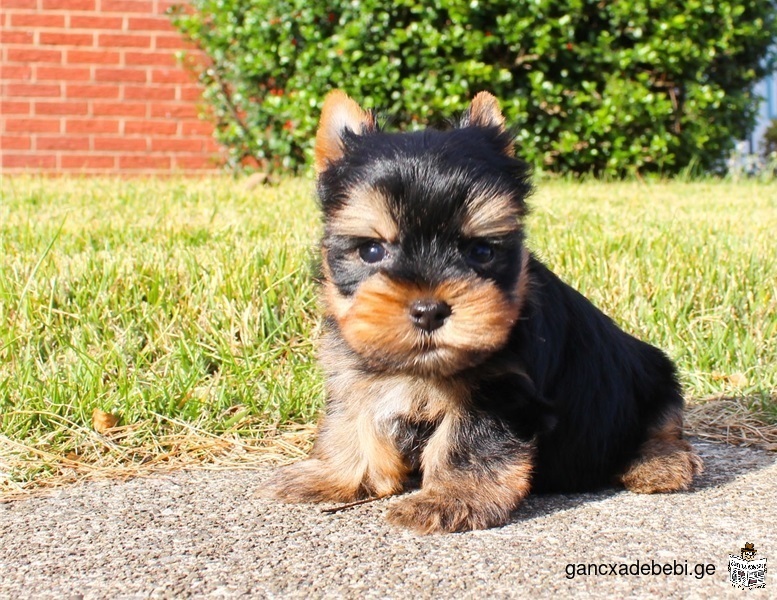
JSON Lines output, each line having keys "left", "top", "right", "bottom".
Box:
{"left": 409, "top": 299, "right": 452, "bottom": 332}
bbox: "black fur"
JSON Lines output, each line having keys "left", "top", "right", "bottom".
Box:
{"left": 317, "top": 116, "right": 684, "bottom": 494}
{"left": 320, "top": 126, "right": 530, "bottom": 295}
{"left": 265, "top": 93, "right": 699, "bottom": 533}
{"left": 482, "top": 256, "right": 684, "bottom": 492}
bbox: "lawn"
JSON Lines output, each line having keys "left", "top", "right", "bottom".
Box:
{"left": 1, "top": 176, "right": 775, "bottom": 492}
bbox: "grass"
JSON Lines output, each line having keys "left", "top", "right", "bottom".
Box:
{"left": 1, "top": 176, "right": 776, "bottom": 493}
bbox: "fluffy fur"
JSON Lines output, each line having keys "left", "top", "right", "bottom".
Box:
{"left": 265, "top": 91, "right": 702, "bottom": 533}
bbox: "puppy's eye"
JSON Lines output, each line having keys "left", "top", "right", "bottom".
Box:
{"left": 358, "top": 241, "right": 387, "bottom": 264}
{"left": 466, "top": 241, "right": 495, "bottom": 265}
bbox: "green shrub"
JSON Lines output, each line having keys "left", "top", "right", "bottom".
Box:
{"left": 171, "top": 0, "right": 777, "bottom": 176}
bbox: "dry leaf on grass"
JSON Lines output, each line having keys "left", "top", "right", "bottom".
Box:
{"left": 92, "top": 409, "right": 120, "bottom": 434}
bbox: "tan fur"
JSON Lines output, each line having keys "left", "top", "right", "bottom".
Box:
{"left": 327, "top": 187, "right": 398, "bottom": 242}
{"left": 386, "top": 409, "right": 534, "bottom": 533}
{"left": 319, "top": 249, "right": 353, "bottom": 322}
{"left": 469, "top": 91, "right": 507, "bottom": 130}
{"left": 331, "top": 273, "right": 521, "bottom": 376}
{"left": 322, "top": 249, "right": 530, "bottom": 377}
{"left": 314, "top": 90, "right": 376, "bottom": 173}
{"left": 467, "top": 91, "right": 514, "bottom": 156}
{"left": 619, "top": 408, "right": 704, "bottom": 493}
{"left": 461, "top": 192, "right": 523, "bottom": 238}
{"left": 270, "top": 90, "right": 535, "bottom": 527}
{"left": 266, "top": 333, "right": 474, "bottom": 504}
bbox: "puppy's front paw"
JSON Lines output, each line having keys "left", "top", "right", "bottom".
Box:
{"left": 386, "top": 491, "right": 512, "bottom": 534}
{"left": 262, "top": 459, "right": 364, "bottom": 503}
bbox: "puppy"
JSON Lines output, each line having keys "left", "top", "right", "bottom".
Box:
{"left": 266, "top": 90, "right": 702, "bottom": 533}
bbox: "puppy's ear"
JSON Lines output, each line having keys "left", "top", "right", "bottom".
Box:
{"left": 315, "top": 90, "right": 376, "bottom": 173}
{"left": 460, "top": 92, "right": 514, "bottom": 156}
{"left": 462, "top": 91, "right": 506, "bottom": 130}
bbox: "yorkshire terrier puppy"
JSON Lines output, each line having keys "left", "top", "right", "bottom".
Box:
{"left": 266, "top": 90, "right": 702, "bottom": 533}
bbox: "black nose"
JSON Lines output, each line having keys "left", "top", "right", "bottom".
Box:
{"left": 409, "top": 300, "right": 452, "bottom": 332}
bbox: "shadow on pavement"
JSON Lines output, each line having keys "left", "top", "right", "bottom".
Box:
{"left": 509, "top": 438, "right": 776, "bottom": 524}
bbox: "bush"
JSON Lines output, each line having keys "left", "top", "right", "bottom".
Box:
{"left": 171, "top": 0, "right": 777, "bottom": 176}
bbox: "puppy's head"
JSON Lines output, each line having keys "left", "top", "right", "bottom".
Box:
{"left": 315, "top": 91, "right": 532, "bottom": 376}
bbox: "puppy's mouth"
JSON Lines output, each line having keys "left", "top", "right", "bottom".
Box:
{"left": 326, "top": 275, "right": 520, "bottom": 376}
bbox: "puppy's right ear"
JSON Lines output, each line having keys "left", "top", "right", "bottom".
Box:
{"left": 314, "top": 90, "right": 376, "bottom": 174}
{"left": 459, "top": 92, "right": 514, "bottom": 157}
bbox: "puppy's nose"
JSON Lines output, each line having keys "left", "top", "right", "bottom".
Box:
{"left": 409, "top": 300, "right": 451, "bottom": 332}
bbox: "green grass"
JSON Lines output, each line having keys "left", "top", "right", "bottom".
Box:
{"left": 1, "top": 177, "right": 776, "bottom": 489}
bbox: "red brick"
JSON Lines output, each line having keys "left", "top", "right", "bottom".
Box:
{"left": 179, "top": 52, "right": 210, "bottom": 69}
{"left": 125, "top": 51, "right": 176, "bottom": 66}
{"left": 10, "top": 13, "right": 66, "bottom": 28}
{"left": 98, "top": 34, "right": 152, "bottom": 48}
{"left": 180, "top": 121, "right": 213, "bottom": 136}
{"left": 174, "top": 154, "right": 220, "bottom": 170}
{"left": 65, "top": 119, "right": 119, "bottom": 134}
{"left": 95, "top": 68, "right": 147, "bottom": 83}
{"left": 5, "top": 83, "right": 62, "bottom": 98}
{"left": 35, "top": 102, "right": 89, "bottom": 116}
{"left": 94, "top": 137, "right": 147, "bottom": 152}
{"left": 36, "top": 136, "right": 90, "bottom": 151}
{"left": 101, "top": 0, "right": 153, "bottom": 12}
{"left": 151, "top": 138, "right": 203, "bottom": 153}
{"left": 66, "top": 50, "right": 121, "bottom": 65}
{"left": 0, "top": 65, "right": 32, "bottom": 80}
{"left": 124, "top": 86, "right": 175, "bottom": 101}
{"left": 150, "top": 69, "right": 192, "bottom": 84}
{"left": 1, "top": 154, "right": 57, "bottom": 169}
{"left": 92, "top": 102, "right": 147, "bottom": 117}
{"left": 158, "top": 0, "right": 183, "bottom": 12}
{"left": 202, "top": 137, "right": 220, "bottom": 153}
{"left": 40, "top": 32, "right": 95, "bottom": 47}
{"left": 0, "top": 31, "right": 34, "bottom": 44}
{"left": 155, "top": 34, "right": 193, "bottom": 50}
{"left": 0, "top": 136, "right": 31, "bottom": 150}
{"left": 123, "top": 120, "right": 177, "bottom": 135}
{"left": 69, "top": 15, "right": 125, "bottom": 30}
{"left": 119, "top": 155, "right": 172, "bottom": 170}
{"left": 36, "top": 66, "right": 91, "bottom": 81}
{"left": 4, "top": 118, "right": 61, "bottom": 133}
{"left": 42, "top": 0, "right": 95, "bottom": 8}
{"left": 127, "top": 16, "right": 174, "bottom": 31}
{"left": 1, "top": 0, "right": 38, "bottom": 8}
{"left": 6, "top": 48, "right": 62, "bottom": 63}
{"left": 0, "top": 101, "right": 31, "bottom": 115}
{"left": 150, "top": 103, "right": 198, "bottom": 119}
{"left": 66, "top": 84, "right": 120, "bottom": 99}
{"left": 179, "top": 86, "right": 205, "bottom": 102}
{"left": 61, "top": 155, "right": 116, "bottom": 169}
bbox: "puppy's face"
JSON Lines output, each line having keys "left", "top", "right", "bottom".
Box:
{"left": 315, "top": 92, "right": 532, "bottom": 376}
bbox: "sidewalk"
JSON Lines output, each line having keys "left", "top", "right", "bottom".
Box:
{"left": 1, "top": 440, "right": 774, "bottom": 598}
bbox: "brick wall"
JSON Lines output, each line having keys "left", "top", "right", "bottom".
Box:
{"left": 0, "top": 0, "right": 221, "bottom": 174}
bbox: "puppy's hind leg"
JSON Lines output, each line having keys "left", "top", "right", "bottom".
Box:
{"left": 619, "top": 407, "right": 703, "bottom": 494}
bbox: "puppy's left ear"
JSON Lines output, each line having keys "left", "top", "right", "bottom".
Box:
{"left": 315, "top": 90, "right": 376, "bottom": 173}
{"left": 460, "top": 92, "right": 514, "bottom": 156}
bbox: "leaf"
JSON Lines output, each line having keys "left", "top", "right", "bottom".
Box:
{"left": 92, "top": 409, "right": 120, "bottom": 434}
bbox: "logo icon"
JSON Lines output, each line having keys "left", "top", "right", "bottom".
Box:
{"left": 728, "top": 542, "right": 767, "bottom": 589}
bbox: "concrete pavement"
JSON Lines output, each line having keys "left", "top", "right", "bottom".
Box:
{"left": 1, "top": 440, "right": 774, "bottom": 599}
